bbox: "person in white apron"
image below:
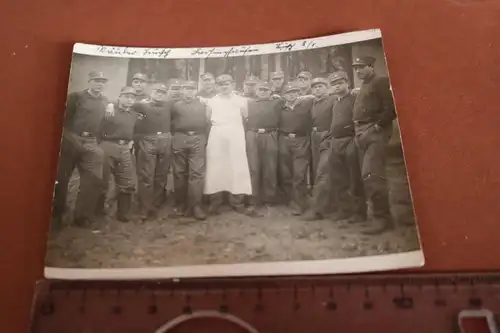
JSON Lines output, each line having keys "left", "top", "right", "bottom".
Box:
{"left": 203, "top": 74, "right": 255, "bottom": 216}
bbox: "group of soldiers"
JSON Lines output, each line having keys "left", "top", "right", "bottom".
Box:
{"left": 52, "top": 55, "right": 397, "bottom": 236}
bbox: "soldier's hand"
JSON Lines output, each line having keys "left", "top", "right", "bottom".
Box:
{"left": 128, "top": 141, "right": 134, "bottom": 150}
{"left": 351, "top": 88, "right": 360, "bottom": 96}
{"left": 105, "top": 103, "right": 115, "bottom": 118}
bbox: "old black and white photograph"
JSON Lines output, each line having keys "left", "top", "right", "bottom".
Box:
{"left": 44, "top": 30, "right": 423, "bottom": 279}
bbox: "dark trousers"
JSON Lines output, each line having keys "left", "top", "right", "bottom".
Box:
{"left": 278, "top": 134, "right": 311, "bottom": 211}
{"left": 310, "top": 130, "right": 329, "bottom": 185}
{"left": 355, "top": 123, "right": 392, "bottom": 220}
{"left": 172, "top": 132, "right": 206, "bottom": 210}
{"left": 330, "top": 136, "right": 366, "bottom": 216}
{"left": 246, "top": 131, "right": 278, "bottom": 205}
{"left": 309, "top": 140, "right": 333, "bottom": 214}
{"left": 136, "top": 134, "right": 172, "bottom": 214}
{"left": 97, "top": 140, "right": 135, "bottom": 217}
{"left": 53, "top": 131, "right": 104, "bottom": 221}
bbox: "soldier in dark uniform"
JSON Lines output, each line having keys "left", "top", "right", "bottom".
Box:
{"left": 352, "top": 56, "right": 397, "bottom": 234}
{"left": 133, "top": 83, "right": 172, "bottom": 219}
{"left": 171, "top": 81, "right": 211, "bottom": 220}
{"left": 166, "top": 78, "right": 183, "bottom": 101}
{"left": 302, "top": 77, "right": 335, "bottom": 220}
{"left": 196, "top": 73, "right": 217, "bottom": 98}
{"left": 131, "top": 73, "right": 150, "bottom": 102}
{"left": 297, "top": 71, "right": 312, "bottom": 96}
{"left": 242, "top": 76, "right": 260, "bottom": 100}
{"left": 97, "top": 87, "right": 140, "bottom": 222}
{"left": 270, "top": 71, "right": 285, "bottom": 98}
{"left": 304, "top": 72, "right": 367, "bottom": 221}
{"left": 52, "top": 71, "right": 108, "bottom": 227}
{"left": 278, "top": 82, "right": 313, "bottom": 216}
{"left": 246, "top": 81, "right": 282, "bottom": 211}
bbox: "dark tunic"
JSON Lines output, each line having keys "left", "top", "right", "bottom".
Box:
{"left": 311, "top": 95, "right": 335, "bottom": 132}
{"left": 247, "top": 98, "right": 281, "bottom": 130}
{"left": 279, "top": 99, "right": 313, "bottom": 135}
{"left": 64, "top": 90, "right": 109, "bottom": 136}
{"left": 99, "top": 104, "right": 139, "bottom": 141}
{"left": 171, "top": 99, "right": 208, "bottom": 133}
{"left": 352, "top": 74, "right": 396, "bottom": 126}
{"left": 133, "top": 100, "right": 172, "bottom": 136}
{"left": 330, "top": 93, "right": 356, "bottom": 138}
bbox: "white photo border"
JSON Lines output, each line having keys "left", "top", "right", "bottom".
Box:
{"left": 45, "top": 251, "right": 424, "bottom": 280}
{"left": 73, "top": 29, "right": 382, "bottom": 60}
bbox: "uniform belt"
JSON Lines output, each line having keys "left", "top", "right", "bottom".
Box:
{"left": 80, "top": 131, "right": 95, "bottom": 137}
{"left": 250, "top": 128, "right": 277, "bottom": 134}
{"left": 144, "top": 132, "right": 171, "bottom": 136}
{"left": 312, "top": 127, "right": 329, "bottom": 132}
{"left": 103, "top": 139, "right": 130, "bottom": 145}
{"left": 354, "top": 120, "right": 373, "bottom": 126}
{"left": 176, "top": 130, "right": 202, "bottom": 135}
{"left": 279, "top": 130, "right": 307, "bottom": 138}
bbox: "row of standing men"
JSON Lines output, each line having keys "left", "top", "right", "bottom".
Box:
{"left": 52, "top": 55, "right": 397, "bottom": 235}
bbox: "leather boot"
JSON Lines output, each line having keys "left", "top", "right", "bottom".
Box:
{"left": 302, "top": 209, "right": 323, "bottom": 221}
{"left": 95, "top": 194, "right": 106, "bottom": 217}
{"left": 116, "top": 193, "right": 132, "bottom": 222}
{"left": 193, "top": 205, "right": 207, "bottom": 220}
{"left": 361, "top": 217, "right": 395, "bottom": 235}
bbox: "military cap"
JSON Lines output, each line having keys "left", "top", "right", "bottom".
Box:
{"left": 310, "top": 77, "right": 329, "bottom": 87}
{"left": 270, "top": 71, "right": 284, "bottom": 80}
{"left": 215, "top": 74, "right": 233, "bottom": 84}
{"left": 297, "top": 71, "right": 312, "bottom": 79}
{"left": 182, "top": 80, "right": 198, "bottom": 89}
{"left": 352, "top": 56, "right": 376, "bottom": 67}
{"left": 119, "top": 86, "right": 137, "bottom": 96}
{"left": 282, "top": 82, "right": 301, "bottom": 93}
{"left": 88, "top": 71, "right": 108, "bottom": 81}
{"left": 256, "top": 81, "right": 272, "bottom": 90}
{"left": 167, "top": 78, "right": 183, "bottom": 88}
{"left": 329, "top": 71, "right": 349, "bottom": 83}
{"left": 200, "top": 72, "right": 215, "bottom": 80}
{"left": 243, "top": 76, "right": 260, "bottom": 85}
{"left": 132, "top": 73, "right": 148, "bottom": 81}
{"left": 151, "top": 83, "right": 168, "bottom": 93}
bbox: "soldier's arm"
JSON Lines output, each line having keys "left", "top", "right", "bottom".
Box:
{"left": 204, "top": 104, "right": 213, "bottom": 140}
{"left": 63, "top": 92, "right": 79, "bottom": 127}
{"left": 131, "top": 103, "right": 145, "bottom": 141}
{"left": 376, "top": 77, "right": 396, "bottom": 126}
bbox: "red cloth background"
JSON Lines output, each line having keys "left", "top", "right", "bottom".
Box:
{"left": 1, "top": 0, "right": 500, "bottom": 331}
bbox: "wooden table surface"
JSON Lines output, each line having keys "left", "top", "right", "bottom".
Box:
{"left": 1, "top": 0, "right": 500, "bottom": 331}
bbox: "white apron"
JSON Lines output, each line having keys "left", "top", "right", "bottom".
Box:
{"left": 204, "top": 94, "right": 252, "bottom": 195}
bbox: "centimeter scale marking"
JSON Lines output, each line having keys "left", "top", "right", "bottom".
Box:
{"left": 31, "top": 272, "right": 500, "bottom": 333}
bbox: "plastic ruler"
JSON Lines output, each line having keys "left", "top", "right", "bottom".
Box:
{"left": 30, "top": 272, "right": 500, "bottom": 333}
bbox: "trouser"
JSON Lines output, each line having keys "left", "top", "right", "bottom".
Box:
{"left": 136, "top": 133, "right": 172, "bottom": 214}
{"left": 310, "top": 130, "right": 329, "bottom": 185}
{"left": 355, "top": 122, "right": 392, "bottom": 220}
{"left": 172, "top": 132, "right": 206, "bottom": 210}
{"left": 330, "top": 136, "right": 367, "bottom": 216}
{"left": 246, "top": 130, "right": 278, "bottom": 205}
{"left": 278, "top": 134, "right": 311, "bottom": 211}
{"left": 96, "top": 140, "right": 136, "bottom": 218}
{"left": 309, "top": 140, "right": 333, "bottom": 214}
{"left": 52, "top": 131, "right": 104, "bottom": 221}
